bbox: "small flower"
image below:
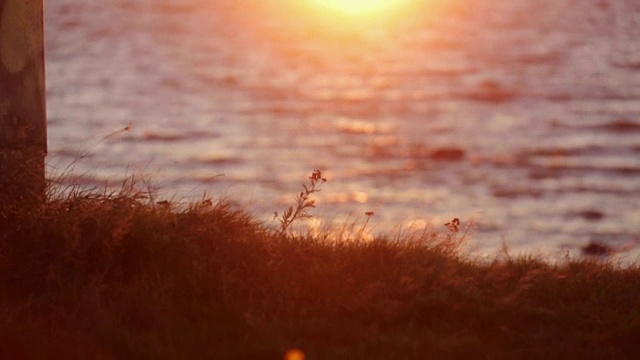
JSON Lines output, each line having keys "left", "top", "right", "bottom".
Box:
{"left": 365, "top": 211, "right": 374, "bottom": 217}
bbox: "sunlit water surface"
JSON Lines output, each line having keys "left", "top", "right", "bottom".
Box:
{"left": 45, "top": 0, "right": 640, "bottom": 259}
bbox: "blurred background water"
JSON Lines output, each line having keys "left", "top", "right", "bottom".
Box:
{"left": 45, "top": 0, "right": 640, "bottom": 258}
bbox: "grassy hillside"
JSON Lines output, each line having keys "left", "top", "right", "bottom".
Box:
{"left": 1, "top": 175, "right": 639, "bottom": 359}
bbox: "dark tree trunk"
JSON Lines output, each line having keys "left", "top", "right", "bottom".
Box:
{"left": 0, "top": 0, "right": 46, "bottom": 211}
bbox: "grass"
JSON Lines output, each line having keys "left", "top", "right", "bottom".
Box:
{"left": 1, "top": 172, "right": 640, "bottom": 359}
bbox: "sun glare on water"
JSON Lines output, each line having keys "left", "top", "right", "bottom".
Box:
{"left": 308, "top": 0, "right": 412, "bottom": 17}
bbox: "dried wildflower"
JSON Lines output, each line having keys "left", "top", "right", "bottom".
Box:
{"left": 445, "top": 218, "right": 460, "bottom": 232}
{"left": 357, "top": 211, "right": 375, "bottom": 239}
{"left": 201, "top": 199, "right": 213, "bottom": 207}
{"left": 309, "top": 169, "right": 326, "bottom": 182}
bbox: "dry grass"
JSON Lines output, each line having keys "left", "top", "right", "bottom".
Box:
{"left": 1, "top": 175, "right": 639, "bottom": 359}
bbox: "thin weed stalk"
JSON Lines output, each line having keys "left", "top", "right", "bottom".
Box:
{"left": 277, "top": 170, "right": 326, "bottom": 236}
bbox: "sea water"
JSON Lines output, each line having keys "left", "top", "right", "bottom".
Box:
{"left": 45, "top": 0, "right": 640, "bottom": 259}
